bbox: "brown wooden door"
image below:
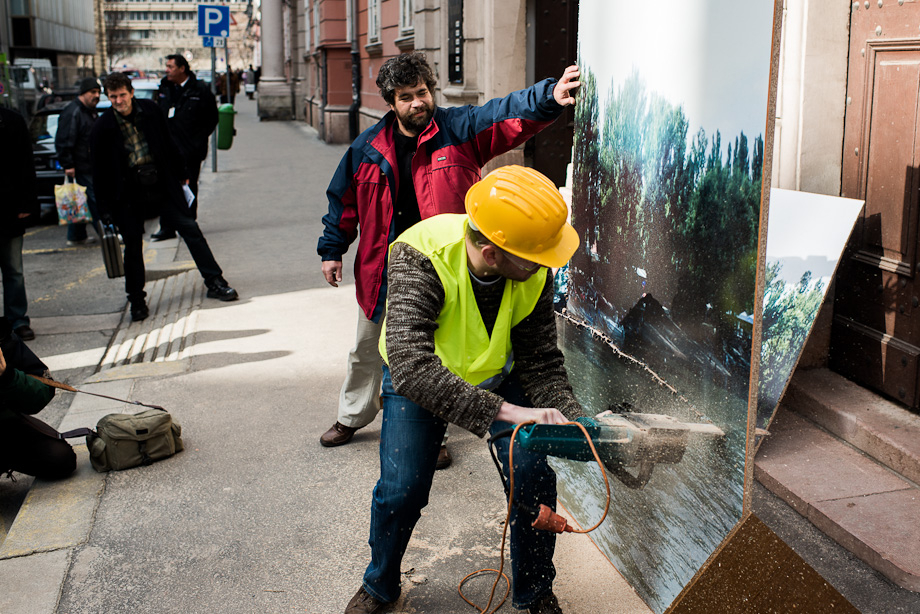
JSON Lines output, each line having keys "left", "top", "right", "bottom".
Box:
{"left": 832, "top": 1, "right": 920, "bottom": 410}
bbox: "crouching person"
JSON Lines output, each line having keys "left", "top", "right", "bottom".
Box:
{"left": 346, "top": 166, "right": 585, "bottom": 614}
{"left": 0, "top": 319, "right": 74, "bottom": 480}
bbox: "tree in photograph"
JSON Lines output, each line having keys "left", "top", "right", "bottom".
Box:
{"left": 758, "top": 264, "right": 826, "bottom": 426}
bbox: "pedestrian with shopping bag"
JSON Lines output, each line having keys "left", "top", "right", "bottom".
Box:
{"left": 55, "top": 77, "right": 102, "bottom": 246}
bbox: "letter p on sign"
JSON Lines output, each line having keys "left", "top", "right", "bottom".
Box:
{"left": 197, "top": 4, "right": 230, "bottom": 37}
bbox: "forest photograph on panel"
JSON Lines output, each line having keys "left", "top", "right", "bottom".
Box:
{"left": 551, "top": 1, "right": 776, "bottom": 611}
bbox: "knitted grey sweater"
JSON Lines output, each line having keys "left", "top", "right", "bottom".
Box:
{"left": 385, "top": 241, "right": 585, "bottom": 438}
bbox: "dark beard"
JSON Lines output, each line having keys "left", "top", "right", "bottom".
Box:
{"left": 401, "top": 106, "right": 433, "bottom": 134}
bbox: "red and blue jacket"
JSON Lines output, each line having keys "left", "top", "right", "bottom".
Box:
{"left": 317, "top": 77, "right": 565, "bottom": 322}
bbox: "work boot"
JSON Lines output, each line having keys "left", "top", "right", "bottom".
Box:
{"left": 435, "top": 445, "right": 452, "bottom": 470}
{"left": 344, "top": 586, "right": 386, "bottom": 614}
{"left": 320, "top": 422, "right": 359, "bottom": 447}
{"left": 206, "top": 276, "right": 239, "bottom": 301}
{"left": 529, "top": 591, "right": 564, "bottom": 614}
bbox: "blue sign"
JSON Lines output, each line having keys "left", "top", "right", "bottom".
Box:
{"left": 198, "top": 4, "right": 230, "bottom": 37}
{"left": 202, "top": 36, "right": 225, "bottom": 48}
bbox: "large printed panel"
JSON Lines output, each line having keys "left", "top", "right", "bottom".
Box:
{"left": 757, "top": 189, "right": 863, "bottom": 429}
{"left": 553, "top": 2, "right": 776, "bottom": 611}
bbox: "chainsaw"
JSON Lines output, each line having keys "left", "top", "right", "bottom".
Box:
{"left": 492, "top": 405, "right": 725, "bottom": 491}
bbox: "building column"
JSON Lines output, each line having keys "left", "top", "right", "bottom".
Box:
{"left": 258, "top": 0, "right": 292, "bottom": 119}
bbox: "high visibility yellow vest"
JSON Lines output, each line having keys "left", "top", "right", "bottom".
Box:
{"left": 379, "top": 214, "right": 547, "bottom": 388}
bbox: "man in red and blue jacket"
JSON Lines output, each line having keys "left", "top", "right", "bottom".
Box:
{"left": 317, "top": 52, "right": 580, "bottom": 457}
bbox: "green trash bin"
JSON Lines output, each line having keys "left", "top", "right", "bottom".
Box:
{"left": 217, "top": 103, "right": 237, "bottom": 150}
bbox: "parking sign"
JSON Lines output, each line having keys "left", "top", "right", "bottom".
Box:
{"left": 198, "top": 4, "right": 230, "bottom": 37}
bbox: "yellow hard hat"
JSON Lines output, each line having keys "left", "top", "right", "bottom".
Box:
{"left": 465, "top": 165, "right": 580, "bottom": 268}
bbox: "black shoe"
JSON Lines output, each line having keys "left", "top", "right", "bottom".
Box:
{"left": 130, "top": 302, "right": 149, "bottom": 322}
{"left": 529, "top": 591, "right": 564, "bottom": 614}
{"left": 150, "top": 229, "right": 176, "bottom": 242}
{"left": 206, "top": 277, "right": 239, "bottom": 301}
{"left": 13, "top": 325, "right": 35, "bottom": 341}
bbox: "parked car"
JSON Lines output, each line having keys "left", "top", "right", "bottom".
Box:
{"left": 29, "top": 102, "right": 68, "bottom": 224}
{"left": 36, "top": 88, "right": 79, "bottom": 112}
{"left": 131, "top": 78, "right": 160, "bottom": 100}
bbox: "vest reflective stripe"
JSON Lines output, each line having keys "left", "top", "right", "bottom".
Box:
{"left": 379, "top": 214, "right": 546, "bottom": 387}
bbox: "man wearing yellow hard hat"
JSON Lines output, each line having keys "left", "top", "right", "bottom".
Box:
{"left": 345, "top": 165, "right": 585, "bottom": 614}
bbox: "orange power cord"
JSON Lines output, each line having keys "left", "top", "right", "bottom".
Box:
{"left": 457, "top": 420, "right": 612, "bottom": 613}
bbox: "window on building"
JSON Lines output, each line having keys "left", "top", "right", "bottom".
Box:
{"left": 314, "top": 1, "right": 321, "bottom": 46}
{"left": 400, "top": 0, "right": 414, "bottom": 34}
{"left": 367, "top": 0, "right": 380, "bottom": 44}
{"left": 305, "top": 0, "right": 312, "bottom": 51}
{"left": 10, "top": 0, "right": 29, "bottom": 16}
{"left": 447, "top": 0, "right": 463, "bottom": 83}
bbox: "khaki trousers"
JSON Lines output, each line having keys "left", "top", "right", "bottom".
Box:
{"left": 337, "top": 307, "right": 384, "bottom": 429}
{"left": 336, "top": 307, "right": 448, "bottom": 445}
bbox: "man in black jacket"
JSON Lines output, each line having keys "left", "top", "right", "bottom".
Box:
{"left": 91, "top": 73, "right": 238, "bottom": 322}
{"left": 0, "top": 106, "right": 38, "bottom": 341}
{"left": 55, "top": 76, "right": 101, "bottom": 246}
{"left": 150, "top": 53, "right": 218, "bottom": 241}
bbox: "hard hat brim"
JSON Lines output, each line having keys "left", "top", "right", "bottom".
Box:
{"left": 502, "top": 222, "right": 581, "bottom": 269}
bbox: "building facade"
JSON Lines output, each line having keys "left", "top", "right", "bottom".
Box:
{"left": 257, "top": 0, "right": 576, "bottom": 183}
{"left": 101, "top": 0, "right": 255, "bottom": 73}
{"left": 1, "top": 0, "right": 96, "bottom": 114}
{"left": 4, "top": 0, "right": 95, "bottom": 67}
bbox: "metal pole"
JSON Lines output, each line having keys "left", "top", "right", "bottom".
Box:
{"left": 211, "top": 45, "right": 218, "bottom": 172}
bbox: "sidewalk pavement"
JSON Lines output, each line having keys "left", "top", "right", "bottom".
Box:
{"left": 0, "top": 96, "right": 651, "bottom": 614}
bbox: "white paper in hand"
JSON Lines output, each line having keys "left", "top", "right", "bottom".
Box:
{"left": 182, "top": 184, "right": 195, "bottom": 208}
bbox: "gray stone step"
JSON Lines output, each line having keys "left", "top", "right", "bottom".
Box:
{"left": 783, "top": 368, "right": 920, "bottom": 486}
{"left": 755, "top": 407, "right": 920, "bottom": 591}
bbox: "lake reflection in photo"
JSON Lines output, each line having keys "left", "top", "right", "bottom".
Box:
{"left": 554, "top": 315, "right": 745, "bottom": 613}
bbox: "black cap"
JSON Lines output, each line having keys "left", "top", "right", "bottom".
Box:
{"left": 78, "top": 77, "right": 100, "bottom": 95}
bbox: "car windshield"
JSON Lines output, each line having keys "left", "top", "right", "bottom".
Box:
{"left": 30, "top": 113, "right": 59, "bottom": 145}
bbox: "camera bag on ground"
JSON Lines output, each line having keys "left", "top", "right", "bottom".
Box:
{"left": 85, "top": 409, "right": 183, "bottom": 472}
{"left": 25, "top": 375, "right": 184, "bottom": 472}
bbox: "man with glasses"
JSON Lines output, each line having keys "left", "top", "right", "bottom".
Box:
{"left": 345, "top": 166, "right": 584, "bottom": 614}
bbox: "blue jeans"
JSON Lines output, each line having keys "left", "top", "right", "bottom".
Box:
{"left": 66, "top": 173, "right": 100, "bottom": 242}
{"left": 362, "top": 367, "right": 557, "bottom": 609}
{"left": 0, "top": 235, "right": 29, "bottom": 330}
